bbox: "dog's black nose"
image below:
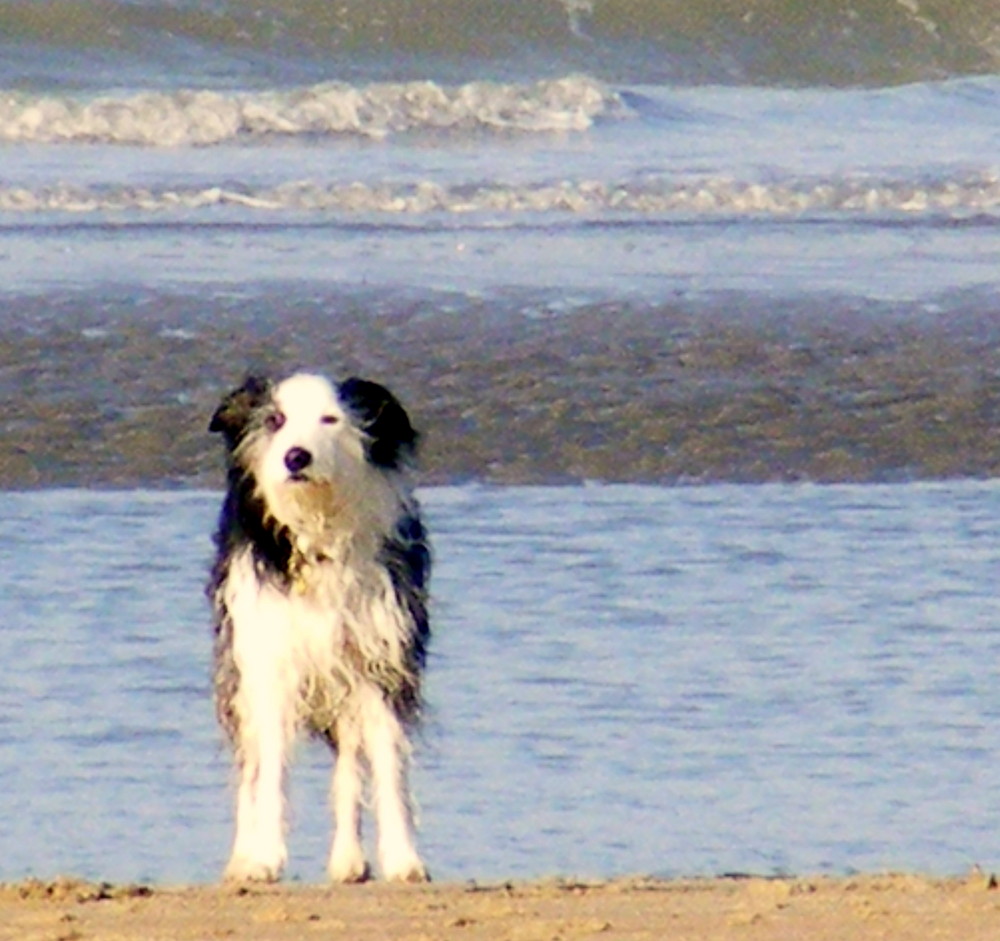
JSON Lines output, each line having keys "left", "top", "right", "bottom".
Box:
{"left": 284, "top": 447, "right": 313, "bottom": 474}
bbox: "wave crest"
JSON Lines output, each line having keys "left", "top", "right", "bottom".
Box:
{"left": 4, "top": 175, "right": 999, "bottom": 216}
{"left": 0, "top": 76, "right": 622, "bottom": 146}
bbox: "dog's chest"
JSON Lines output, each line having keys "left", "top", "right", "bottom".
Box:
{"left": 281, "top": 553, "right": 384, "bottom": 656}
{"left": 232, "top": 548, "right": 395, "bottom": 663}
{"left": 288, "top": 558, "right": 406, "bottom": 730}
{"left": 224, "top": 546, "right": 407, "bottom": 731}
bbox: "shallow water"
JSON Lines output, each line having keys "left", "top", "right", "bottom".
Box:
{"left": 3, "top": 4, "right": 1000, "bottom": 311}
{"left": 4, "top": 78, "right": 1000, "bottom": 306}
{"left": 2, "top": 482, "right": 1000, "bottom": 884}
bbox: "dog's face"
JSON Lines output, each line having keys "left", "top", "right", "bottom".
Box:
{"left": 210, "top": 372, "right": 417, "bottom": 535}
{"left": 259, "top": 372, "right": 358, "bottom": 486}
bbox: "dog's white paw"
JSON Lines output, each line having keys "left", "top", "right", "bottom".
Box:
{"left": 328, "top": 847, "right": 371, "bottom": 884}
{"left": 382, "top": 856, "right": 430, "bottom": 884}
{"left": 224, "top": 854, "right": 285, "bottom": 884}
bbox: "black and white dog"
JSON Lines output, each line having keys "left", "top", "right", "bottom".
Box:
{"left": 207, "top": 372, "right": 430, "bottom": 883}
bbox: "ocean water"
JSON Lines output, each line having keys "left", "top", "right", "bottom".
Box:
{"left": 3, "top": 0, "right": 1000, "bottom": 887}
{"left": 0, "top": 0, "right": 999, "bottom": 318}
{"left": 2, "top": 483, "right": 1000, "bottom": 884}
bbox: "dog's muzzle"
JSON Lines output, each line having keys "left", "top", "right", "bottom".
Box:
{"left": 284, "top": 446, "right": 313, "bottom": 478}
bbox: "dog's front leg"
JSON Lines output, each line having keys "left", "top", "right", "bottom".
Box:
{"left": 223, "top": 578, "right": 293, "bottom": 883}
{"left": 359, "top": 686, "right": 429, "bottom": 883}
{"left": 328, "top": 714, "right": 370, "bottom": 883}
{"left": 224, "top": 709, "right": 289, "bottom": 882}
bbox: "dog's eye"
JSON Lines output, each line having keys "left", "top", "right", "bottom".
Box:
{"left": 320, "top": 415, "right": 339, "bottom": 425}
{"left": 264, "top": 411, "right": 286, "bottom": 433}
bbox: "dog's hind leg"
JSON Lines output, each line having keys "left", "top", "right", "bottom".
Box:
{"left": 327, "top": 715, "right": 370, "bottom": 883}
{"left": 359, "top": 686, "right": 429, "bottom": 883}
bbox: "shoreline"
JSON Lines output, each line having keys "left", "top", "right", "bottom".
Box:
{"left": 3, "top": 296, "right": 1000, "bottom": 489}
{"left": 4, "top": 872, "right": 999, "bottom": 940}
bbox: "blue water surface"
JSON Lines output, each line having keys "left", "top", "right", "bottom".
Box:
{"left": 1, "top": 482, "right": 999, "bottom": 883}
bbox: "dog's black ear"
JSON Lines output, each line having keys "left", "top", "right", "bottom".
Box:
{"left": 209, "top": 375, "right": 272, "bottom": 447}
{"left": 339, "top": 377, "right": 418, "bottom": 469}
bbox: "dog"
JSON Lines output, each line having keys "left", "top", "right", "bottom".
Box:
{"left": 207, "top": 371, "right": 431, "bottom": 883}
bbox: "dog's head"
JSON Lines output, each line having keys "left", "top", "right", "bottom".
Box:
{"left": 210, "top": 372, "right": 417, "bottom": 533}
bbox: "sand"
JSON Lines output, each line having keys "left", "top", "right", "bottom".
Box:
{"left": 3, "top": 872, "right": 1000, "bottom": 941}
{"left": 3, "top": 294, "right": 1000, "bottom": 487}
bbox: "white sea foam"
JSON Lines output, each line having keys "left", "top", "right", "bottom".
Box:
{"left": 0, "top": 76, "right": 621, "bottom": 146}
{"left": 2, "top": 175, "right": 998, "bottom": 217}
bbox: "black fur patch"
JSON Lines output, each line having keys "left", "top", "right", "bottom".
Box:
{"left": 208, "top": 374, "right": 296, "bottom": 584}
{"left": 338, "top": 377, "right": 418, "bottom": 470}
{"left": 208, "top": 374, "right": 272, "bottom": 449}
{"left": 381, "top": 510, "right": 432, "bottom": 669}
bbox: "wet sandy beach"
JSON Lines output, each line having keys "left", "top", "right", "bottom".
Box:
{"left": 4, "top": 873, "right": 1000, "bottom": 941}
{"left": 2, "top": 293, "right": 999, "bottom": 488}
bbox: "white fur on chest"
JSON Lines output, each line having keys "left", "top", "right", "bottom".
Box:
{"left": 223, "top": 546, "right": 411, "bottom": 737}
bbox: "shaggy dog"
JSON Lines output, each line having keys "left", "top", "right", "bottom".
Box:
{"left": 207, "top": 372, "right": 430, "bottom": 883}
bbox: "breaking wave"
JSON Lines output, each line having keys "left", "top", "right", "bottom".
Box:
{"left": 0, "top": 76, "right": 621, "bottom": 146}
{"left": 5, "top": 174, "right": 1000, "bottom": 218}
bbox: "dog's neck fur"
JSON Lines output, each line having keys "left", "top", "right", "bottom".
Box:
{"left": 251, "top": 468, "right": 405, "bottom": 594}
